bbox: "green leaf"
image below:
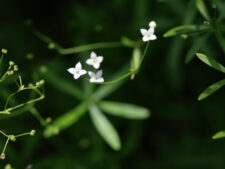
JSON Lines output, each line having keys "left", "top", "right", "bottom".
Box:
{"left": 99, "top": 101, "right": 150, "bottom": 119}
{"left": 185, "top": 33, "right": 210, "bottom": 63}
{"left": 41, "top": 68, "right": 83, "bottom": 100}
{"left": 163, "top": 25, "right": 209, "bottom": 38}
{"left": 131, "top": 47, "right": 141, "bottom": 71}
{"left": 43, "top": 102, "right": 88, "bottom": 138}
{"left": 196, "top": 53, "right": 225, "bottom": 73}
{"left": 121, "top": 36, "right": 137, "bottom": 48}
{"left": 198, "top": 79, "right": 225, "bottom": 100}
{"left": 212, "top": 130, "right": 225, "bottom": 139}
{"left": 196, "top": 0, "right": 211, "bottom": 21}
{"left": 215, "top": 30, "right": 225, "bottom": 55}
{"left": 89, "top": 104, "right": 121, "bottom": 151}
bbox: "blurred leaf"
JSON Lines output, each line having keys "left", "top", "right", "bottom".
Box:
{"left": 212, "top": 130, "right": 225, "bottom": 139}
{"left": 196, "top": 53, "right": 225, "bottom": 73}
{"left": 163, "top": 25, "right": 209, "bottom": 37}
{"left": 98, "top": 101, "right": 150, "bottom": 119}
{"left": 93, "top": 64, "right": 129, "bottom": 101}
{"left": 198, "top": 79, "right": 225, "bottom": 100}
{"left": 185, "top": 33, "right": 210, "bottom": 63}
{"left": 44, "top": 101, "right": 88, "bottom": 138}
{"left": 41, "top": 68, "right": 83, "bottom": 100}
{"left": 215, "top": 30, "right": 225, "bottom": 55}
{"left": 89, "top": 104, "right": 121, "bottom": 151}
{"left": 121, "top": 36, "right": 137, "bottom": 48}
{"left": 131, "top": 47, "right": 141, "bottom": 71}
{"left": 196, "top": 0, "right": 211, "bottom": 21}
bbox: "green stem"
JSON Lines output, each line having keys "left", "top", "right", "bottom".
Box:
{"left": 137, "top": 41, "right": 150, "bottom": 69}
{"left": 29, "top": 107, "right": 47, "bottom": 126}
{"left": 58, "top": 42, "right": 124, "bottom": 55}
{"left": 2, "top": 138, "right": 9, "bottom": 155}
{"left": 15, "top": 132, "right": 31, "bottom": 138}
{"left": 0, "top": 130, "right": 8, "bottom": 137}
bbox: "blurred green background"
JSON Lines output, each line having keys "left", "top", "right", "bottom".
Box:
{"left": 1, "top": 0, "right": 225, "bottom": 168}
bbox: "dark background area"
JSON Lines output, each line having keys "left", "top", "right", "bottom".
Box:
{"left": 0, "top": 0, "right": 225, "bottom": 168}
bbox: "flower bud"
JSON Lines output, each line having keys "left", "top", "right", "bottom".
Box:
{"left": 0, "top": 153, "right": 5, "bottom": 160}
{"left": 181, "top": 34, "right": 188, "bottom": 39}
{"left": 30, "top": 130, "right": 36, "bottom": 136}
{"left": 9, "top": 61, "right": 15, "bottom": 66}
{"left": 46, "top": 117, "right": 52, "bottom": 123}
{"left": 48, "top": 43, "right": 55, "bottom": 49}
{"left": 7, "top": 70, "right": 14, "bottom": 76}
{"left": 1, "top": 49, "right": 7, "bottom": 54}
{"left": 9, "top": 135, "right": 16, "bottom": 142}
{"left": 13, "top": 65, "right": 19, "bottom": 71}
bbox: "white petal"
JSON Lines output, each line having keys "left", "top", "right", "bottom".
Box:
{"left": 67, "top": 68, "right": 76, "bottom": 74}
{"left": 143, "top": 36, "right": 150, "bottom": 42}
{"left": 149, "top": 21, "right": 156, "bottom": 28}
{"left": 97, "top": 56, "right": 103, "bottom": 63}
{"left": 75, "top": 62, "right": 82, "bottom": 70}
{"left": 93, "top": 62, "right": 100, "bottom": 69}
{"left": 149, "top": 34, "right": 157, "bottom": 40}
{"left": 74, "top": 73, "right": 80, "bottom": 79}
{"left": 80, "top": 69, "right": 87, "bottom": 75}
{"left": 96, "top": 70, "right": 102, "bottom": 78}
{"left": 148, "top": 27, "right": 154, "bottom": 34}
{"left": 90, "top": 51, "right": 97, "bottom": 59}
{"left": 86, "top": 59, "right": 93, "bottom": 65}
{"left": 140, "top": 29, "right": 147, "bottom": 36}
{"left": 88, "top": 71, "right": 95, "bottom": 78}
{"left": 90, "top": 78, "right": 96, "bottom": 83}
{"left": 96, "top": 77, "right": 104, "bottom": 83}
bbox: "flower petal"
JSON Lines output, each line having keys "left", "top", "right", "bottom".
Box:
{"left": 93, "top": 62, "right": 100, "bottom": 69}
{"left": 91, "top": 51, "right": 97, "bottom": 58}
{"left": 80, "top": 69, "right": 87, "bottom": 75}
{"left": 90, "top": 78, "right": 96, "bottom": 83}
{"left": 97, "top": 56, "right": 103, "bottom": 63}
{"left": 148, "top": 27, "right": 154, "bottom": 34}
{"left": 149, "top": 34, "right": 157, "bottom": 40}
{"left": 88, "top": 71, "right": 95, "bottom": 77}
{"left": 140, "top": 29, "right": 147, "bottom": 36}
{"left": 96, "top": 77, "right": 104, "bottom": 83}
{"left": 67, "top": 68, "right": 76, "bottom": 74}
{"left": 75, "top": 62, "right": 82, "bottom": 70}
{"left": 74, "top": 73, "right": 80, "bottom": 79}
{"left": 86, "top": 59, "right": 93, "bottom": 65}
{"left": 143, "top": 36, "right": 150, "bottom": 42}
{"left": 96, "top": 70, "right": 103, "bottom": 78}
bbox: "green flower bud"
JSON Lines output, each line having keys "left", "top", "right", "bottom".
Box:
{"left": 7, "top": 70, "right": 14, "bottom": 76}
{"left": 9, "top": 61, "right": 15, "bottom": 66}
{"left": 30, "top": 130, "right": 36, "bottom": 136}
{"left": 9, "top": 135, "right": 16, "bottom": 142}
{"left": 1, "top": 49, "right": 7, "bottom": 54}
{"left": 13, "top": 65, "right": 19, "bottom": 71}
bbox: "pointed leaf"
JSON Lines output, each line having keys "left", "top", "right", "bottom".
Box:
{"left": 196, "top": 53, "right": 225, "bottom": 73}
{"left": 44, "top": 102, "right": 88, "bottom": 138}
{"left": 99, "top": 101, "right": 150, "bottom": 119}
{"left": 185, "top": 33, "right": 210, "bottom": 63}
{"left": 131, "top": 47, "right": 141, "bottom": 71}
{"left": 196, "top": 0, "right": 211, "bottom": 21}
{"left": 198, "top": 79, "right": 225, "bottom": 100}
{"left": 89, "top": 104, "right": 121, "bottom": 151}
{"left": 215, "top": 30, "right": 225, "bottom": 55}
{"left": 212, "top": 130, "right": 225, "bottom": 139}
{"left": 163, "top": 25, "right": 209, "bottom": 38}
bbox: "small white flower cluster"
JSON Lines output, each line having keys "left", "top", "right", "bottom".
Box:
{"left": 67, "top": 51, "right": 104, "bottom": 83}
{"left": 140, "top": 21, "right": 157, "bottom": 42}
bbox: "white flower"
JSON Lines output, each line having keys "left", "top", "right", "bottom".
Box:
{"left": 67, "top": 62, "right": 87, "bottom": 79}
{"left": 149, "top": 21, "right": 156, "bottom": 28}
{"left": 88, "top": 70, "right": 104, "bottom": 83}
{"left": 86, "top": 51, "right": 103, "bottom": 69}
{"left": 140, "top": 27, "right": 157, "bottom": 42}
